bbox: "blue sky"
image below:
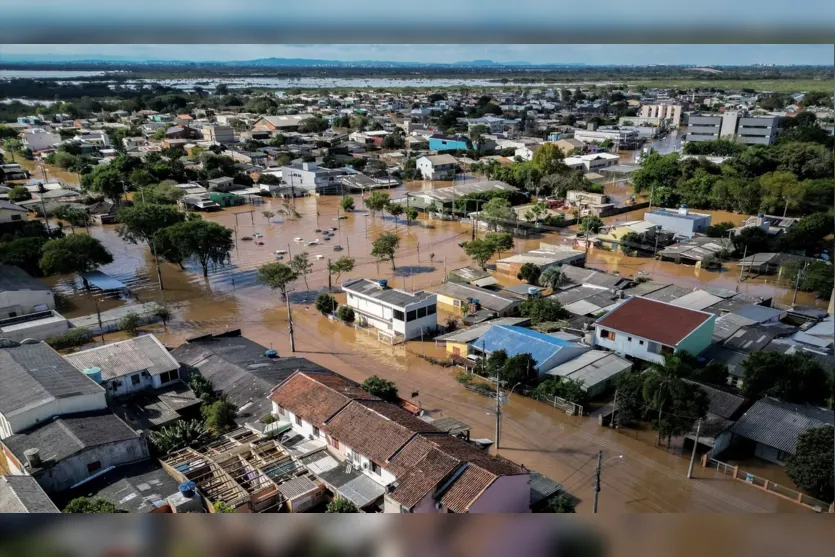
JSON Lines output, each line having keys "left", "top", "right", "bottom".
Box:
{"left": 1, "top": 44, "right": 832, "bottom": 66}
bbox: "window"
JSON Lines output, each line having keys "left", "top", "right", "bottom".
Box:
{"left": 627, "top": 337, "right": 632, "bottom": 342}
{"left": 332, "top": 438, "right": 340, "bottom": 450}
{"left": 406, "top": 310, "right": 417, "bottom": 322}
{"left": 10, "top": 215, "right": 21, "bottom": 221}
{"left": 417, "top": 307, "right": 427, "bottom": 319}
{"left": 131, "top": 374, "right": 140, "bottom": 385}
{"left": 453, "top": 299, "right": 461, "bottom": 308}
{"left": 452, "top": 346, "right": 461, "bottom": 356}
{"left": 277, "top": 406, "right": 285, "bottom": 415}
{"left": 393, "top": 309, "right": 405, "bottom": 321}
{"left": 313, "top": 427, "right": 320, "bottom": 437}
{"left": 87, "top": 461, "right": 102, "bottom": 473}
{"left": 776, "top": 449, "right": 791, "bottom": 463}
{"left": 371, "top": 462, "right": 381, "bottom": 475}
{"left": 600, "top": 330, "right": 615, "bottom": 340}
{"left": 427, "top": 304, "right": 437, "bottom": 315}
{"left": 639, "top": 340, "right": 645, "bottom": 346}
{"left": 295, "top": 415, "right": 302, "bottom": 426}
{"left": 158, "top": 370, "right": 178, "bottom": 384}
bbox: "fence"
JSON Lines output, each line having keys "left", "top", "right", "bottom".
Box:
{"left": 705, "top": 457, "right": 833, "bottom": 513}
{"left": 533, "top": 393, "right": 583, "bottom": 417}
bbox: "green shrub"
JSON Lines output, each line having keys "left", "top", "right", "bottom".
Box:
{"left": 336, "top": 305, "right": 355, "bottom": 323}
{"left": 46, "top": 328, "right": 92, "bottom": 350}
{"left": 118, "top": 311, "right": 141, "bottom": 336}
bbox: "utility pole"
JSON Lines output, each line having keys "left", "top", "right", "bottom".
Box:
{"left": 494, "top": 377, "right": 501, "bottom": 450}
{"left": 95, "top": 300, "right": 105, "bottom": 344}
{"left": 792, "top": 261, "right": 809, "bottom": 306}
{"left": 610, "top": 386, "right": 618, "bottom": 428}
{"left": 151, "top": 238, "right": 164, "bottom": 291}
{"left": 346, "top": 237, "right": 350, "bottom": 257}
{"left": 286, "top": 293, "right": 296, "bottom": 352}
{"left": 592, "top": 450, "right": 603, "bottom": 514}
{"left": 287, "top": 243, "right": 292, "bottom": 259}
{"left": 687, "top": 418, "right": 702, "bottom": 479}
{"left": 738, "top": 244, "right": 748, "bottom": 283}
{"left": 327, "top": 258, "right": 332, "bottom": 291}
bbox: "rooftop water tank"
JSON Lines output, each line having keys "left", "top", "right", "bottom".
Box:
{"left": 527, "top": 287, "right": 540, "bottom": 296}
{"left": 378, "top": 279, "right": 388, "bottom": 289}
{"left": 265, "top": 349, "right": 278, "bottom": 359}
{"left": 82, "top": 367, "right": 103, "bottom": 384}
{"left": 178, "top": 481, "right": 197, "bottom": 498}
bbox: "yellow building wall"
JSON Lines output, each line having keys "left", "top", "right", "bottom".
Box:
{"left": 445, "top": 341, "right": 470, "bottom": 357}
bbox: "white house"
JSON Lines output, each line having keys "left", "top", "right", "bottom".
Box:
{"left": 416, "top": 154, "right": 458, "bottom": 180}
{"left": 342, "top": 278, "right": 438, "bottom": 341}
{"left": 0, "top": 265, "right": 55, "bottom": 319}
{"left": 0, "top": 341, "right": 107, "bottom": 439}
{"left": 0, "top": 200, "right": 28, "bottom": 226}
{"left": 64, "top": 334, "right": 181, "bottom": 397}
{"left": 280, "top": 162, "right": 344, "bottom": 194}
{"left": 593, "top": 297, "right": 716, "bottom": 364}
{"left": 563, "top": 153, "right": 620, "bottom": 174}
{"left": 22, "top": 129, "right": 61, "bottom": 152}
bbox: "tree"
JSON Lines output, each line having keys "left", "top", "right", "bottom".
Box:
{"left": 539, "top": 266, "right": 562, "bottom": 290}
{"left": 691, "top": 361, "right": 730, "bottom": 386}
{"left": 326, "top": 497, "right": 358, "bottom": 513}
{"left": 468, "top": 124, "right": 490, "bottom": 153}
{"left": 382, "top": 133, "right": 405, "bottom": 149}
{"left": 64, "top": 497, "right": 120, "bottom": 514}
{"left": 632, "top": 152, "right": 681, "bottom": 195}
{"left": 39, "top": 234, "right": 113, "bottom": 275}
{"left": 54, "top": 206, "right": 89, "bottom": 233}
{"left": 799, "top": 261, "right": 834, "bottom": 299}
{"left": 337, "top": 305, "right": 355, "bottom": 323}
{"left": 188, "top": 375, "right": 217, "bottom": 404}
{"left": 642, "top": 355, "right": 702, "bottom": 446}
{"left": 517, "top": 262, "right": 541, "bottom": 285}
{"left": 141, "top": 182, "right": 185, "bottom": 205}
{"left": 361, "top": 375, "right": 399, "bottom": 402}
{"left": 85, "top": 166, "right": 128, "bottom": 204}
{"left": 543, "top": 494, "right": 575, "bottom": 513}
{"left": 315, "top": 293, "right": 338, "bottom": 315}
{"left": 387, "top": 202, "right": 404, "bottom": 229}
{"left": 531, "top": 142, "right": 567, "bottom": 175}
{"left": 202, "top": 399, "right": 238, "bottom": 435}
{"left": 366, "top": 191, "right": 390, "bottom": 219}
{"left": 741, "top": 352, "right": 829, "bottom": 405}
{"left": 732, "top": 226, "right": 770, "bottom": 256}
{"left": 371, "top": 232, "right": 400, "bottom": 270}
{"left": 2, "top": 139, "right": 22, "bottom": 162}
{"left": 500, "top": 353, "right": 537, "bottom": 386}
{"left": 759, "top": 171, "right": 805, "bottom": 215}
{"left": 290, "top": 252, "right": 313, "bottom": 291}
{"left": 484, "top": 232, "right": 513, "bottom": 257}
{"left": 164, "top": 219, "right": 234, "bottom": 277}
{"left": 118, "top": 311, "right": 141, "bottom": 336}
{"left": 705, "top": 221, "right": 735, "bottom": 238}
{"left": 533, "top": 377, "right": 587, "bottom": 406}
{"left": 149, "top": 419, "right": 208, "bottom": 455}
{"left": 461, "top": 239, "right": 495, "bottom": 270}
{"left": 213, "top": 502, "right": 236, "bottom": 513}
{"left": 7, "top": 185, "right": 31, "bottom": 202}
{"left": 786, "top": 426, "right": 834, "bottom": 503}
{"left": 340, "top": 196, "right": 355, "bottom": 212}
{"left": 579, "top": 215, "right": 604, "bottom": 234}
{"left": 612, "top": 372, "right": 645, "bottom": 426}
{"left": 0, "top": 237, "right": 48, "bottom": 276}
{"left": 256, "top": 262, "right": 298, "bottom": 297}
{"left": 485, "top": 349, "right": 508, "bottom": 378}
{"left": 480, "top": 197, "right": 514, "bottom": 227}
{"left": 328, "top": 256, "right": 355, "bottom": 284}
{"left": 519, "top": 297, "right": 568, "bottom": 324}
{"left": 117, "top": 203, "right": 185, "bottom": 249}
{"left": 405, "top": 206, "right": 419, "bottom": 226}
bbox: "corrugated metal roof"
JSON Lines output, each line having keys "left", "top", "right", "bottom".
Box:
{"left": 65, "top": 334, "right": 178, "bottom": 380}
{"left": 0, "top": 264, "right": 50, "bottom": 293}
{"left": 342, "top": 278, "right": 435, "bottom": 307}
{"left": 730, "top": 398, "right": 833, "bottom": 454}
{"left": 276, "top": 475, "right": 319, "bottom": 501}
{"left": 545, "top": 350, "right": 631, "bottom": 389}
{"left": 434, "top": 318, "right": 530, "bottom": 344}
{"left": 476, "top": 325, "right": 582, "bottom": 369}
{"left": 433, "top": 282, "right": 518, "bottom": 313}
{"left": 669, "top": 290, "right": 724, "bottom": 311}
{"left": 0, "top": 476, "right": 59, "bottom": 513}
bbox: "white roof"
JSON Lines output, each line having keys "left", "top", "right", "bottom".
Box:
{"left": 669, "top": 290, "right": 724, "bottom": 311}
{"left": 545, "top": 350, "right": 632, "bottom": 389}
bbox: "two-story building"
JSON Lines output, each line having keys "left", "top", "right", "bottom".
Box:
{"left": 0, "top": 265, "right": 55, "bottom": 319}
{"left": 645, "top": 206, "right": 712, "bottom": 238}
{"left": 416, "top": 154, "right": 459, "bottom": 180}
{"left": 64, "top": 335, "right": 181, "bottom": 397}
{"left": 342, "top": 279, "right": 437, "bottom": 341}
{"left": 270, "top": 370, "right": 530, "bottom": 513}
{"left": 593, "top": 297, "right": 716, "bottom": 364}
{"left": 280, "top": 162, "right": 344, "bottom": 194}
{"left": 428, "top": 134, "right": 471, "bottom": 152}
{"left": 0, "top": 341, "right": 107, "bottom": 439}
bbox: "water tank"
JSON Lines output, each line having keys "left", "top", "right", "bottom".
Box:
{"left": 264, "top": 349, "right": 278, "bottom": 358}
{"left": 678, "top": 204, "right": 689, "bottom": 216}
{"left": 378, "top": 279, "right": 388, "bottom": 289}
{"left": 23, "top": 448, "right": 41, "bottom": 468}
{"left": 527, "top": 287, "right": 539, "bottom": 296}
{"left": 83, "top": 367, "right": 103, "bottom": 384}
{"left": 178, "top": 481, "right": 197, "bottom": 498}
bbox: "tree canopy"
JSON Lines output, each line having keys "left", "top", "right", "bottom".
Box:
{"left": 117, "top": 203, "right": 185, "bottom": 248}
{"left": 371, "top": 232, "right": 400, "bottom": 270}
{"left": 740, "top": 352, "right": 830, "bottom": 405}
{"left": 361, "top": 375, "right": 399, "bottom": 402}
{"left": 39, "top": 234, "right": 113, "bottom": 275}
{"left": 786, "top": 425, "right": 834, "bottom": 503}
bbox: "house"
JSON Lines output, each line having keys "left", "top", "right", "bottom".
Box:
{"left": 22, "top": 129, "right": 61, "bottom": 152}
{"left": 0, "top": 265, "right": 55, "bottom": 319}
{"left": 342, "top": 279, "right": 438, "bottom": 341}
{"left": 544, "top": 351, "right": 632, "bottom": 397}
{"left": 447, "top": 267, "right": 498, "bottom": 288}
{"left": 170, "top": 330, "right": 332, "bottom": 427}
{"left": 252, "top": 114, "right": 316, "bottom": 133}
{"left": 202, "top": 124, "right": 235, "bottom": 144}
{"left": 495, "top": 245, "right": 586, "bottom": 277}
{"left": 682, "top": 379, "right": 747, "bottom": 455}
{"left": 554, "top": 138, "right": 585, "bottom": 155}
{"left": 434, "top": 317, "right": 531, "bottom": 360}
{"left": 645, "top": 206, "right": 712, "bottom": 237}
{"left": 0, "top": 341, "right": 107, "bottom": 439}
{"left": 269, "top": 370, "right": 530, "bottom": 513}
{"left": 721, "top": 398, "right": 834, "bottom": 465}
{"left": 737, "top": 253, "right": 812, "bottom": 275}
{"left": 399, "top": 180, "right": 518, "bottom": 215}
{"left": 164, "top": 126, "right": 201, "bottom": 140}
{"left": 0, "top": 475, "right": 59, "bottom": 513}
{"left": 470, "top": 325, "right": 591, "bottom": 376}
{"left": 0, "top": 411, "right": 149, "bottom": 494}
{"left": 428, "top": 134, "right": 471, "bottom": 152}
{"left": 87, "top": 199, "right": 119, "bottom": 225}
{"left": 64, "top": 335, "right": 181, "bottom": 397}
{"left": 0, "top": 200, "right": 28, "bottom": 226}
{"left": 0, "top": 310, "right": 70, "bottom": 342}
{"left": 433, "top": 282, "right": 520, "bottom": 317}
{"left": 563, "top": 153, "right": 620, "bottom": 174}
{"left": 594, "top": 297, "right": 716, "bottom": 364}
{"left": 281, "top": 162, "right": 344, "bottom": 194}
{"left": 416, "top": 154, "right": 459, "bottom": 180}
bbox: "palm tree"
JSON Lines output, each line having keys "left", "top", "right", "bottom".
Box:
{"left": 642, "top": 354, "right": 691, "bottom": 446}
{"left": 539, "top": 266, "right": 562, "bottom": 290}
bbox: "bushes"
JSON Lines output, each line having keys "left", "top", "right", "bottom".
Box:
{"left": 118, "top": 311, "right": 141, "bottom": 336}
{"left": 47, "top": 328, "right": 92, "bottom": 350}
{"left": 336, "top": 305, "right": 355, "bottom": 323}
{"left": 361, "top": 375, "right": 399, "bottom": 402}
{"left": 315, "top": 293, "right": 338, "bottom": 315}
{"left": 326, "top": 497, "right": 358, "bottom": 513}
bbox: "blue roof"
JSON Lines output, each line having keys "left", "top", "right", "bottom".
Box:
{"left": 475, "top": 325, "right": 576, "bottom": 369}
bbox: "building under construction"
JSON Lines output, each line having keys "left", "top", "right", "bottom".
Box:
{"left": 160, "top": 428, "right": 327, "bottom": 513}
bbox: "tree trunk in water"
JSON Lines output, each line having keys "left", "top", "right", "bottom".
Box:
{"left": 391, "top": 258, "right": 396, "bottom": 271}
{"left": 202, "top": 264, "right": 208, "bottom": 278}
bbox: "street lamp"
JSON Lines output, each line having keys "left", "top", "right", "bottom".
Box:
{"left": 593, "top": 453, "right": 624, "bottom": 514}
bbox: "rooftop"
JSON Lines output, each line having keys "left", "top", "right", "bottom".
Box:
{"left": 64, "top": 334, "right": 179, "bottom": 381}
{"left": 476, "top": 325, "right": 586, "bottom": 369}
{"left": 647, "top": 208, "right": 711, "bottom": 221}
{"left": 342, "top": 278, "right": 435, "bottom": 307}
{"left": 595, "top": 296, "right": 714, "bottom": 347}
{"left": 0, "top": 264, "right": 51, "bottom": 293}
{"left": 0, "top": 341, "right": 104, "bottom": 418}
{"left": 433, "top": 282, "right": 519, "bottom": 313}
{"left": 730, "top": 398, "right": 833, "bottom": 455}
{"left": 0, "top": 475, "right": 59, "bottom": 513}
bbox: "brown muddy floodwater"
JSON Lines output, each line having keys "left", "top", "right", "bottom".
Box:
{"left": 41, "top": 180, "right": 819, "bottom": 514}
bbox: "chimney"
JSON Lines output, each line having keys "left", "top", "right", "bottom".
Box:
{"left": 24, "top": 448, "right": 41, "bottom": 469}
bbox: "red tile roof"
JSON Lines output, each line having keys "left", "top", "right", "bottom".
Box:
{"left": 387, "top": 435, "right": 438, "bottom": 477}
{"left": 270, "top": 371, "right": 375, "bottom": 427}
{"left": 595, "top": 296, "right": 713, "bottom": 347}
{"left": 439, "top": 465, "right": 497, "bottom": 513}
{"left": 390, "top": 449, "right": 460, "bottom": 509}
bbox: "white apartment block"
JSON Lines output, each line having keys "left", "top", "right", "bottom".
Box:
{"left": 342, "top": 278, "right": 438, "bottom": 341}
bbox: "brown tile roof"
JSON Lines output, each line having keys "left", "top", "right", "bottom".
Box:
{"left": 270, "top": 372, "right": 376, "bottom": 427}
{"left": 390, "top": 449, "right": 460, "bottom": 509}
{"left": 324, "top": 401, "right": 423, "bottom": 465}
{"left": 439, "top": 465, "right": 497, "bottom": 513}
{"left": 387, "top": 435, "right": 437, "bottom": 477}
{"left": 426, "top": 435, "right": 526, "bottom": 477}
{"left": 358, "top": 400, "right": 440, "bottom": 435}
{"left": 595, "top": 296, "right": 713, "bottom": 347}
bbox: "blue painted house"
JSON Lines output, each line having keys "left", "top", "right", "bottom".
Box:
{"left": 428, "top": 134, "right": 471, "bottom": 152}
{"left": 471, "top": 325, "right": 590, "bottom": 376}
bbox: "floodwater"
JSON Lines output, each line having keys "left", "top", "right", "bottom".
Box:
{"left": 13, "top": 159, "right": 81, "bottom": 187}
{"left": 39, "top": 180, "right": 823, "bottom": 513}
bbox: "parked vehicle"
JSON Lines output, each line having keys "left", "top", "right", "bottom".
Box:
{"left": 294, "top": 237, "right": 304, "bottom": 242}
{"left": 253, "top": 233, "right": 264, "bottom": 239}
{"left": 333, "top": 245, "right": 343, "bottom": 251}
{"left": 242, "top": 236, "right": 253, "bottom": 241}
{"left": 275, "top": 249, "right": 288, "bottom": 255}
{"left": 306, "top": 239, "right": 320, "bottom": 246}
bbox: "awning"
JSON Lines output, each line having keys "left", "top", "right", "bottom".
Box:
{"left": 78, "top": 271, "right": 127, "bottom": 291}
